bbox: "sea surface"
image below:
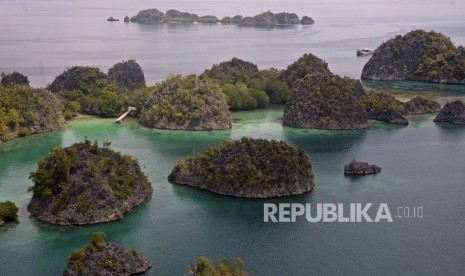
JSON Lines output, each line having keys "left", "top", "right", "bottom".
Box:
{"left": 1, "top": 0, "right": 465, "bottom": 275}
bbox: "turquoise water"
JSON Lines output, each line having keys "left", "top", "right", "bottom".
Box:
{"left": 1, "top": 107, "right": 465, "bottom": 275}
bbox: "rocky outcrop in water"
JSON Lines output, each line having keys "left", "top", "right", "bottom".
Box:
{"left": 283, "top": 73, "right": 369, "bottom": 130}
{"left": 362, "top": 30, "right": 465, "bottom": 84}
{"left": 403, "top": 96, "right": 441, "bottom": 115}
{"left": 0, "top": 85, "right": 65, "bottom": 143}
{"left": 344, "top": 160, "right": 382, "bottom": 175}
{"left": 434, "top": 100, "right": 465, "bottom": 125}
{"left": 168, "top": 137, "right": 314, "bottom": 198}
{"left": 64, "top": 232, "right": 151, "bottom": 276}
{"left": 300, "top": 16, "right": 315, "bottom": 25}
{"left": 139, "top": 75, "right": 231, "bottom": 130}
{"left": 0, "top": 201, "right": 18, "bottom": 227}
{"left": 28, "top": 140, "right": 152, "bottom": 226}
{"left": 361, "top": 91, "right": 409, "bottom": 125}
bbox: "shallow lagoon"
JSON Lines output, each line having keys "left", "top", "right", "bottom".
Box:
{"left": 1, "top": 106, "right": 465, "bottom": 275}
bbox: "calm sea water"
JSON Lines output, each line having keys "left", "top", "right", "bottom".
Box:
{"left": 1, "top": 108, "right": 465, "bottom": 275}
{"left": 1, "top": 0, "right": 465, "bottom": 275}
{"left": 1, "top": 0, "right": 465, "bottom": 86}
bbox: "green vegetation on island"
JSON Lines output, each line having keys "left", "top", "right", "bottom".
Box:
{"left": 189, "top": 256, "right": 247, "bottom": 276}
{"left": 283, "top": 72, "right": 369, "bottom": 130}
{"left": 280, "top": 53, "right": 331, "bottom": 88}
{"left": 434, "top": 100, "right": 465, "bottom": 125}
{"left": 139, "top": 75, "right": 232, "bottom": 130}
{"left": 403, "top": 96, "right": 441, "bottom": 115}
{"left": 168, "top": 137, "right": 314, "bottom": 198}
{"left": 0, "top": 85, "right": 65, "bottom": 143}
{"left": 1, "top": 72, "right": 29, "bottom": 87}
{"left": 362, "top": 30, "right": 465, "bottom": 84}
{"left": 0, "top": 201, "right": 19, "bottom": 226}
{"left": 47, "top": 61, "right": 146, "bottom": 118}
{"left": 201, "top": 58, "right": 289, "bottom": 109}
{"left": 360, "top": 91, "right": 408, "bottom": 125}
{"left": 64, "top": 232, "right": 151, "bottom": 275}
{"left": 27, "top": 139, "right": 152, "bottom": 225}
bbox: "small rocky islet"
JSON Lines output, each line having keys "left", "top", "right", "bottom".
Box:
{"left": 127, "top": 8, "right": 315, "bottom": 27}
{"left": 434, "top": 100, "right": 465, "bottom": 125}
{"left": 168, "top": 137, "right": 314, "bottom": 198}
{"left": 344, "top": 160, "right": 382, "bottom": 175}
{"left": 0, "top": 200, "right": 19, "bottom": 227}
{"left": 27, "top": 140, "right": 152, "bottom": 225}
{"left": 64, "top": 232, "right": 151, "bottom": 276}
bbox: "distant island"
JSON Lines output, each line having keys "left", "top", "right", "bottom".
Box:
{"left": 362, "top": 30, "right": 465, "bottom": 84}
{"left": 27, "top": 140, "right": 152, "bottom": 225}
{"left": 128, "top": 8, "right": 315, "bottom": 27}
{"left": 168, "top": 137, "right": 314, "bottom": 198}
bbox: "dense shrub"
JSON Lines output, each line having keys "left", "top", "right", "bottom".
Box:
{"left": 0, "top": 201, "right": 19, "bottom": 222}
{"left": 1, "top": 72, "right": 29, "bottom": 87}
{"left": 201, "top": 58, "right": 259, "bottom": 84}
{"left": 248, "top": 69, "right": 290, "bottom": 104}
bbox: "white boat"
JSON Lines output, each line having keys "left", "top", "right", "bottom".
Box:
{"left": 356, "top": 48, "right": 374, "bottom": 56}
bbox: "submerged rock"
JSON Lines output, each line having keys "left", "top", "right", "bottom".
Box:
{"left": 344, "top": 160, "right": 382, "bottom": 175}
{"left": 168, "top": 137, "right": 314, "bottom": 198}
{"left": 403, "top": 96, "right": 441, "bottom": 115}
{"left": 375, "top": 111, "right": 409, "bottom": 125}
{"left": 139, "top": 75, "right": 231, "bottom": 130}
{"left": 28, "top": 140, "right": 152, "bottom": 225}
{"left": 362, "top": 30, "right": 465, "bottom": 84}
{"left": 64, "top": 232, "right": 151, "bottom": 276}
{"left": 283, "top": 73, "right": 369, "bottom": 130}
{"left": 107, "top": 16, "right": 119, "bottom": 22}
{"left": 434, "top": 100, "right": 465, "bottom": 125}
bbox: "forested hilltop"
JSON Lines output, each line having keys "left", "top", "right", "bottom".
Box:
{"left": 128, "top": 9, "right": 315, "bottom": 27}
{"left": 362, "top": 30, "right": 465, "bottom": 84}
{"left": 0, "top": 85, "right": 65, "bottom": 143}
